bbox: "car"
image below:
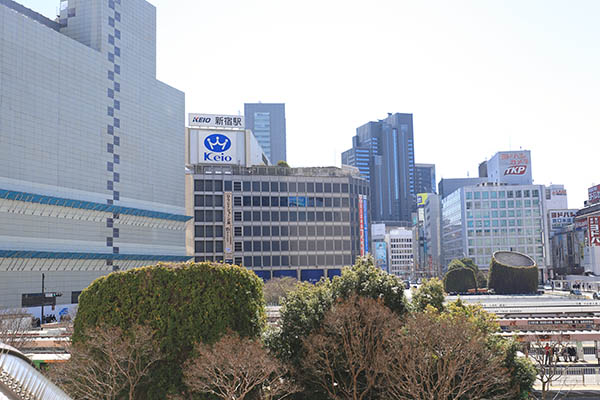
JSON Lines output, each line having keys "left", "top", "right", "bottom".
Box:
{"left": 403, "top": 280, "right": 411, "bottom": 290}
{"left": 570, "top": 289, "right": 583, "bottom": 296}
{"left": 593, "top": 292, "right": 600, "bottom": 300}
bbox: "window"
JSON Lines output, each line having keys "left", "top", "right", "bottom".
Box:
{"left": 262, "top": 182, "right": 270, "bottom": 192}
{"left": 234, "top": 196, "right": 242, "bottom": 206}
{"left": 225, "top": 181, "right": 232, "bottom": 191}
{"left": 233, "top": 182, "right": 242, "bottom": 191}
{"left": 234, "top": 211, "right": 242, "bottom": 222}
{"left": 243, "top": 226, "right": 252, "bottom": 236}
{"left": 234, "top": 227, "right": 242, "bottom": 236}
{"left": 271, "top": 182, "right": 279, "bottom": 192}
{"left": 243, "top": 181, "right": 251, "bottom": 191}
{"left": 243, "top": 196, "right": 251, "bottom": 206}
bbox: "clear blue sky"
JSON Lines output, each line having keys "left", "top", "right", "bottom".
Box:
{"left": 18, "top": 0, "right": 600, "bottom": 207}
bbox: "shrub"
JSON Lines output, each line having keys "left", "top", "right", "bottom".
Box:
{"left": 411, "top": 278, "right": 445, "bottom": 312}
{"left": 73, "top": 262, "right": 265, "bottom": 399}
{"left": 443, "top": 267, "right": 477, "bottom": 293}
{"left": 488, "top": 252, "right": 538, "bottom": 294}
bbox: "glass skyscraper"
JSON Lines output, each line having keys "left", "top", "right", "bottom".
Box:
{"left": 342, "top": 113, "right": 416, "bottom": 224}
{"left": 244, "top": 103, "right": 287, "bottom": 163}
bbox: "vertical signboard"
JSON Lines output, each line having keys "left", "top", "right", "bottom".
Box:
{"left": 375, "top": 241, "right": 387, "bottom": 271}
{"left": 358, "top": 195, "right": 365, "bottom": 256}
{"left": 224, "top": 192, "right": 234, "bottom": 260}
{"left": 589, "top": 216, "right": 600, "bottom": 247}
{"left": 363, "top": 195, "right": 369, "bottom": 254}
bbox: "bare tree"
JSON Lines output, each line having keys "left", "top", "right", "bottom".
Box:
{"left": 301, "top": 296, "right": 401, "bottom": 400}
{"left": 183, "top": 333, "right": 298, "bottom": 400}
{"left": 526, "top": 336, "right": 568, "bottom": 400}
{"left": 48, "top": 324, "right": 161, "bottom": 400}
{"left": 383, "top": 312, "right": 514, "bottom": 400}
{"left": 263, "top": 277, "right": 299, "bottom": 305}
{"left": 0, "top": 309, "right": 32, "bottom": 351}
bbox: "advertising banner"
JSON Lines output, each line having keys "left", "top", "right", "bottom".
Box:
{"left": 363, "top": 195, "right": 369, "bottom": 254}
{"left": 358, "top": 195, "right": 365, "bottom": 256}
{"left": 589, "top": 216, "right": 600, "bottom": 247}
{"left": 417, "top": 193, "right": 429, "bottom": 208}
{"left": 375, "top": 241, "right": 387, "bottom": 271}
{"left": 189, "top": 113, "right": 244, "bottom": 129}
{"left": 549, "top": 209, "right": 578, "bottom": 230}
{"left": 371, "top": 224, "right": 386, "bottom": 240}
{"left": 589, "top": 185, "right": 600, "bottom": 205}
{"left": 224, "top": 192, "right": 233, "bottom": 259}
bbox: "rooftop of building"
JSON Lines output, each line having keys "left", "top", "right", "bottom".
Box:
{"left": 189, "top": 164, "right": 367, "bottom": 179}
{"left": 0, "top": 0, "right": 61, "bottom": 31}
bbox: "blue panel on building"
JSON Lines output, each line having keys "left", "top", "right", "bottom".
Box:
{"left": 252, "top": 270, "right": 271, "bottom": 282}
{"left": 327, "top": 269, "right": 342, "bottom": 279}
{"left": 272, "top": 269, "right": 298, "bottom": 279}
{"left": 301, "top": 269, "right": 324, "bottom": 284}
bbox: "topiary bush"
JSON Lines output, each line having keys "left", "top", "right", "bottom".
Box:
{"left": 488, "top": 252, "right": 538, "bottom": 294}
{"left": 444, "top": 267, "right": 477, "bottom": 293}
{"left": 73, "top": 262, "right": 265, "bottom": 399}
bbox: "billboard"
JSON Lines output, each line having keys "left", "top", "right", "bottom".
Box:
{"left": 488, "top": 151, "right": 533, "bottom": 185}
{"left": 589, "top": 216, "right": 600, "bottom": 247}
{"left": 189, "top": 113, "right": 244, "bottom": 129}
{"left": 589, "top": 185, "right": 600, "bottom": 205}
{"left": 549, "top": 209, "right": 577, "bottom": 231}
{"left": 189, "top": 130, "right": 238, "bottom": 165}
{"left": 371, "top": 224, "right": 386, "bottom": 240}
{"left": 358, "top": 195, "right": 365, "bottom": 256}
{"left": 362, "top": 195, "right": 369, "bottom": 254}
{"left": 417, "top": 193, "right": 429, "bottom": 208}
{"left": 374, "top": 241, "right": 388, "bottom": 271}
{"left": 224, "top": 192, "right": 233, "bottom": 260}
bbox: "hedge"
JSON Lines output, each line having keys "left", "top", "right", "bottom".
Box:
{"left": 444, "top": 267, "right": 477, "bottom": 293}
{"left": 488, "top": 253, "right": 538, "bottom": 294}
{"left": 73, "top": 262, "right": 265, "bottom": 399}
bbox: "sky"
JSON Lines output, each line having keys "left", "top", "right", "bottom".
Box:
{"left": 19, "top": 0, "right": 600, "bottom": 208}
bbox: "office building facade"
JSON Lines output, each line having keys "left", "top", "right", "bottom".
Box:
{"left": 387, "top": 228, "right": 414, "bottom": 279}
{"left": 341, "top": 113, "right": 415, "bottom": 224}
{"left": 187, "top": 164, "right": 370, "bottom": 282}
{"left": 0, "top": 0, "right": 189, "bottom": 309}
{"left": 415, "top": 164, "right": 436, "bottom": 194}
{"left": 244, "top": 103, "right": 287, "bottom": 163}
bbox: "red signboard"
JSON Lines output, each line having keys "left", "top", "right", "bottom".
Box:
{"left": 358, "top": 195, "right": 365, "bottom": 256}
{"left": 589, "top": 185, "right": 600, "bottom": 205}
{"left": 589, "top": 216, "right": 600, "bottom": 247}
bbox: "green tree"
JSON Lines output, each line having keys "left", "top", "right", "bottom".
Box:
{"left": 443, "top": 266, "right": 477, "bottom": 293}
{"left": 277, "top": 160, "right": 290, "bottom": 167}
{"left": 411, "top": 278, "right": 445, "bottom": 312}
{"left": 73, "top": 262, "right": 265, "bottom": 399}
{"left": 267, "top": 257, "right": 407, "bottom": 399}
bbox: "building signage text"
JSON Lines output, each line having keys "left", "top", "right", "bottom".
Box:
{"left": 589, "top": 216, "right": 600, "bottom": 247}
{"left": 189, "top": 113, "right": 244, "bottom": 129}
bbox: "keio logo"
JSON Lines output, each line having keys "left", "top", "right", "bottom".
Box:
{"left": 504, "top": 165, "right": 527, "bottom": 176}
{"left": 204, "top": 134, "right": 231, "bottom": 152}
{"left": 203, "top": 134, "right": 232, "bottom": 162}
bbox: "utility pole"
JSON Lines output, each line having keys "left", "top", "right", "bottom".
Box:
{"left": 41, "top": 273, "right": 45, "bottom": 325}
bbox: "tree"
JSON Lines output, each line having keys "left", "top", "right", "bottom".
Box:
{"left": 73, "top": 262, "right": 265, "bottom": 398}
{"left": 382, "top": 311, "right": 515, "bottom": 400}
{"left": 411, "top": 278, "right": 445, "bottom": 312}
{"left": 49, "top": 324, "right": 161, "bottom": 400}
{"left": 277, "top": 160, "right": 290, "bottom": 168}
{"left": 183, "top": 333, "right": 298, "bottom": 400}
{"left": 302, "top": 296, "right": 400, "bottom": 400}
{"left": 263, "top": 277, "right": 299, "bottom": 305}
{"left": 443, "top": 266, "right": 477, "bottom": 293}
{"left": 0, "top": 309, "right": 31, "bottom": 351}
{"left": 527, "top": 336, "right": 567, "bottom": 400}
{"left": 268, "top": 257, "right": 407, "bottom": 368}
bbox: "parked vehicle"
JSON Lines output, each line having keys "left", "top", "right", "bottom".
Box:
{"left": 570, "top": 289, "right": 583, "bottom": 296}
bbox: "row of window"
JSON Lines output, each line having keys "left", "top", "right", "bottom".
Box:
{"left": 195, "top": 195, "right": 354, "bottom": 208}
{"left": 466, "top": 189, "right": 540, "bottom": 200}
{"left": 467, "top": 228, "right": 543, "bottom": 237}
{"left": 468, "top": 246, "right": 544, "bottom": 256}
{"left": 469, "top": 237, "right": 543, "bottom": 246}
{"left": 241, "top": 254, "right": 352, "bottom": 268}
{"left": 233, "top": 210, "right": 352, "bottom": 223}
{"left": 467, "top": 219, "right": 542, "bottom": 228}
{"left": 466, "top": 199, "right": 540, "bottom": 210}
{"left": 196, "top": 224, "right": 354, "bottom": 238}
{"left": 195, "top": 179, "right": 368, "bottom": 195}
{"left": 468, "top": 209, "right": 542, "bottom": 219}
{"left": 195, "top": 239, "right": 353, "bottom": 254}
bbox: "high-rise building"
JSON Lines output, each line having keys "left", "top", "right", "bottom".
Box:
{"left": 341, "top": 113, "right": 415, "bottom": 224}
{"left": 415, "top": 164, "right": 436, "bottom": 194}
{"left": 244, "top": 103, "right": 287, "bottom": 163}
{"left": 387, "top": 228, "right": 415, "bottom": 279}
{"left": 0, "top": 0, "right": 189, "bottom": 310}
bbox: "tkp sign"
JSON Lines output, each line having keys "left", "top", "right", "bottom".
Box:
{"left": 504, "top": 165, "right": 527, "bottom": 176}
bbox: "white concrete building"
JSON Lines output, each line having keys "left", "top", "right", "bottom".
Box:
{"left": 387, "top": 228, "right": 414, "bottom": 278}
{"left": 0, "top": 0, "right": 189, "bottom": 309}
